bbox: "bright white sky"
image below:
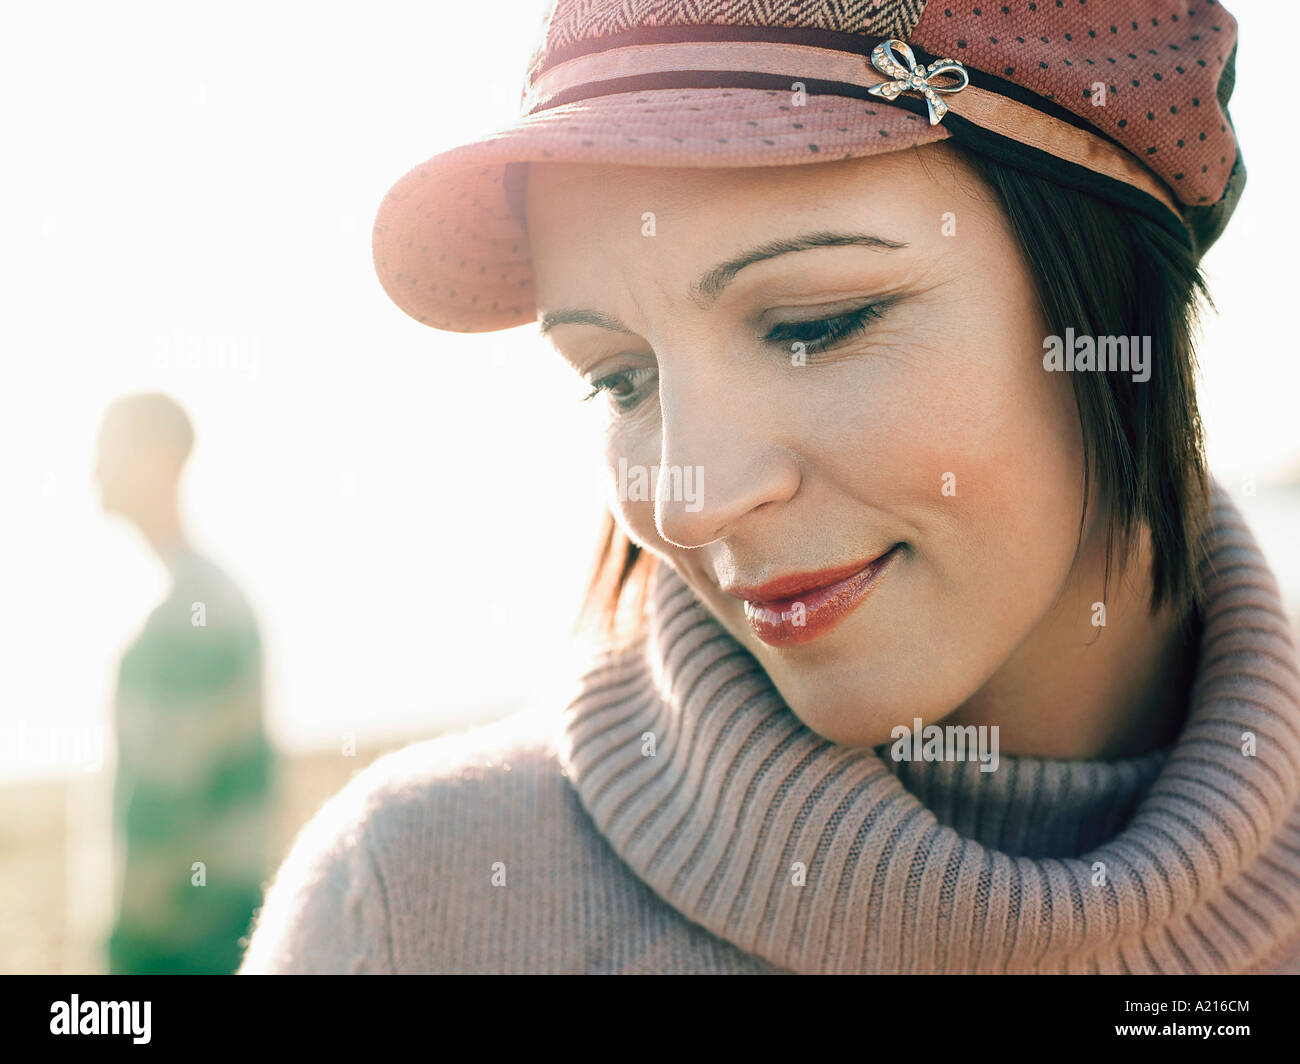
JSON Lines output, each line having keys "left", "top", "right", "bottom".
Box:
{"left": 2, "top": 1, "right": 1296, "bottom": 782}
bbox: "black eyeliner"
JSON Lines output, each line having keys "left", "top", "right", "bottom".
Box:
{"left": 763, "top": 301, "right": 890, "bottom": 354}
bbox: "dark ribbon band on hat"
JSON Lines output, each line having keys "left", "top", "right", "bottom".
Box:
{"left": 529, "top": 23, "right": 1100, "bottom": 136}
{"left": 521, "top": 24, "right": 1191, "bottom": 251}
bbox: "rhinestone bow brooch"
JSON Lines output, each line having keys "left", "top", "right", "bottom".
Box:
{"left": 867, "top": 39, "right": 969, "bottom": 125}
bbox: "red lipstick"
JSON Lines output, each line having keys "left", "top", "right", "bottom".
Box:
{"left": 724, "top": 544, "right": 903, "bottom": 647}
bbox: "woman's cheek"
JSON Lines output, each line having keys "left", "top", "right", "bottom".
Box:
{"left": 816, "top": 346, "right": 1062, "bottom": 634}
{"left": 603, "top": 425, "right": 663, "bottom": 551}
{"left": 818, "top": 347, "right": 993, "bottom": 519}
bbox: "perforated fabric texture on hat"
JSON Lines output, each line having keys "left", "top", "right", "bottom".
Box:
{"left": 909, "top": 1, "right": 1239, "bottom": 213}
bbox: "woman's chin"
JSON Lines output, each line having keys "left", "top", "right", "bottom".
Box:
{"left": 776, "top": 684, "right": 911, "bottom": 750}
{"left": 771, "top": 658, "right": 977, "bottom": 750}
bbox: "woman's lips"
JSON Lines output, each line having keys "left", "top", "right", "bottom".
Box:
{"left": 726, "top": 545, "right": 904, "bottom": 647}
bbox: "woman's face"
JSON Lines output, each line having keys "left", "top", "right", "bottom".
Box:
{"left": 527, "top": 143, "right": 1091, "bottom": 748}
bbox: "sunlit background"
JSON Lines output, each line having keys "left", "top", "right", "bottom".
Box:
{"left": 2, "top": 0, "right": 1297, "bottom": 973}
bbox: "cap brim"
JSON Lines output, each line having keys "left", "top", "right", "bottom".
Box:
{"left": 371, "top": 86, "right": 947, "bottom": 333}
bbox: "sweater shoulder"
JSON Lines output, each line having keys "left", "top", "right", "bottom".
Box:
{"left": 239, "top": 705, "right": 570, "bottom": 974}
{"left": 338, "top": 704, "right": 578, "bottom": 863}
{"left": 356, "top": 702, "right": 565, "bottom": 804}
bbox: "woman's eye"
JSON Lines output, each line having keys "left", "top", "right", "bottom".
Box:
{"left": 582, "top": 365, "right": 657, "bottom": 412}
{"left": 577, "top": 303, "right": 886, "bottom": 412}
{"left": 763, "top": 302, "right": 887, "bottom": 355}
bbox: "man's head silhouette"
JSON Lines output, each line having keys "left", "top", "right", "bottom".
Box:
{"left": 94, "top": 392, "right": 193, "bottom": 550}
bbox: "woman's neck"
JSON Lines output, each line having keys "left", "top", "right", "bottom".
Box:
{"left": 947, "top": 523, "right": 1200, "bottom": 760}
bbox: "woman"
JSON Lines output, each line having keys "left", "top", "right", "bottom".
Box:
{"left": 240, "top": 0, "right": 1300, "bottom": 973}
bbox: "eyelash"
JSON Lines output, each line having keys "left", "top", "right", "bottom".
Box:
{"left": 582, "top": 365, "right": 657, "bottom": 411}
{"left": 764, "top": 301, "right": 887, "bottom": 354}
{"left": 581, "top": 302, "right": 888, "bottom": 411}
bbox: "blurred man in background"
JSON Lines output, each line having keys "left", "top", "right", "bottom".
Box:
{"left": 94, "top": 391, "right": 277, "bottom": 973}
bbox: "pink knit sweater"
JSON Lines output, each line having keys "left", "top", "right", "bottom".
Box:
{"left": 239, "top": 487, "right": 1300, "bottom": 973}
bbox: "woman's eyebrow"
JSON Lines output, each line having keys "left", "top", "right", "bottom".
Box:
{"left": 691, "top": 230, "right": 907, "bottom": 304}
{"left": 538, "top": 229, "right": 906, "bottom": 335}
{"left": 538, "top": 307, "right": 634, "bottom": 336}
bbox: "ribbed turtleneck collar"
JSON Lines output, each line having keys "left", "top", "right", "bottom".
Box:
{"left": 558, "top": 486, "right": 1300, "bottom": 973}
{"left": 879, "top": 745, "right": 1169, "bottom": 859}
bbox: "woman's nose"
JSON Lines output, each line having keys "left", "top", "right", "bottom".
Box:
{"left": 652, "top": 372, "right": 801, "bottom": 550}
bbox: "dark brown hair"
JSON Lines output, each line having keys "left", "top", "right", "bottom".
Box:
{"left": 575, "top": 149, "right": 1214, "bottom": 645}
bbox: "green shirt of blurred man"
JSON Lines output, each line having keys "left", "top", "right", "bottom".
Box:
{"left": 96, "top": 392, "right": 277, "bottom": 975}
